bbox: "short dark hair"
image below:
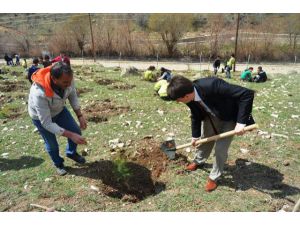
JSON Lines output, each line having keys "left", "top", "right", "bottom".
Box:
{"left": 44, "top": 55, "right": 50, "bottom": 60}
{"left": 258, "top": 66, "right": 262, "bottom": 70}
{"left": 50, "top": 62, "right": 73, "bottom": 79}
{"left": 148, "top": 65, "right": 155, "bottom": 70}
{"left": 167, "top": 75, "right": 194, "bottom": 100}
{"left": 249, "top": 67, "right": 253, "bottom": 70}
{"left": 231, "top": 53, "right": 235, "bottom": 57}
{"left": 33, "top": 58, "right": 39, "bottom": 64}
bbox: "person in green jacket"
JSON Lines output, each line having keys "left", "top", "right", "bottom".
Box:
{"left": 225, "top": 54, "right": 235, "bottom": 78}
{"left": 144, "top": 65, "right": 156, "bottom": 81}
{"left": 154, "top": 79, "right": 170, "bottom": 100}
{"left": 240, "top": 67, "right": 254, "bottom": 82}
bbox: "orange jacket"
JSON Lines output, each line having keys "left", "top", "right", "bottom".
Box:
{"left": 31, "top": 66, "right": 54, "bottom": 97}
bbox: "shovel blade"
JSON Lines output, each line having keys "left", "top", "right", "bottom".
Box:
{"left": 160, "top": 140, "right": 176, "bottom": 160}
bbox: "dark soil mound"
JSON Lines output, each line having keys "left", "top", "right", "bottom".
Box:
{"left": 76, "top": 87, "right": 93, "bottom": 97}
{"left": 68, "top": 139, "right": 169, "bottom": 202}
{"left": 108, "top": 83, "right": 136, "bottom": 90}
{"left": 0, "top": 80, "right": 27, "bottom": 92}
{"left": 83, "top": 99, "right": 130, "bottom": 123}
{"left": 96, "top": 78, "right": 115, "bottom": 85}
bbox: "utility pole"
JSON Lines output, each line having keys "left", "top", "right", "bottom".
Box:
{"left": 234, "top": 13, "right": 240, "bottom": 72}
{"left": 88, "top": 13, "right": 96, "bottom": 62}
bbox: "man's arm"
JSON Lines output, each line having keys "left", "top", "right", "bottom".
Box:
{"left": 212, "top": 78, "right": 254, "bottom": 124}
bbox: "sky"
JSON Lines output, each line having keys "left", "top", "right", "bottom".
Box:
{"left": 1, "top": 0, "right": 300, "bottom": 13}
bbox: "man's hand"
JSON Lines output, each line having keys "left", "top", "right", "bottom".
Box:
{"left": 78, "top": 115, "right": 87, "bottom": 130}
{"left": 235, "top": 123, "right": 246, "bottom": 136}
{"left": 70, "top": 132, "right": 87, "bottom": 145}
{"left": 191, "top": 137, "right": 200, "bottom": 147}
{"left": 63, "top": 130, "right": 87, "bottom": 145}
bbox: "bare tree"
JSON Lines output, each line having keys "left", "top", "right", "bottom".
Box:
{"left": 206, "top": 14, "right": 226, "bottom": 57}
{"left": 148, "top": 14, "right": 193, "bottom": 57}
{"left": 65, "top": 14, "right": 89, "bottom": 55}
{"left": 284, "top": 14, "right": 300, "bottom": 55}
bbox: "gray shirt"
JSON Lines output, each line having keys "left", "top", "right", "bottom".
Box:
{"left": 28, "top": 80, "right": 80, "bottom": 135}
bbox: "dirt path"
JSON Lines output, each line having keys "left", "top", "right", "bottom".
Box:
{"left": 1, "top": 59, "right": 299, "bottom": 74}
{"left": 71, "top": 59, "right": 300, "bottom": 75}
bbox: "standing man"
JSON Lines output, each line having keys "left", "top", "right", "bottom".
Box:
{"left": 225, "top": 54, "right": 236, "bottom": 78}
{"left": 28, "top": 62, "right": 87, "bottom": 175}
{"left": 51, "top": 52, "right": 71, "bottom": 66}
{"left": 27, "top": 58, "right": 40, "bottom": 84}
{"left": 212, "top": 56, "right": 221, "bottom": 76}
{"left": 167, "top": 75, "right": 255, "bottom": 192}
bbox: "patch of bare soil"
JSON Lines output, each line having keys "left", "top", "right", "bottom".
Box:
{"left": 95, "top": 78, "right": 115, "bottom": 85}
{"left": 68, "top": 138, "right": 170, "bottom": 202}
{"left": 108, "top": 83, "right": 136, "bottom": 90}
{"left": 83, "top": 99, "right": 130, "bottom": 123}
{"left": 0, "top": 80, "right": 27, "bottom": 92}
{"left": 0, "top": 105, "right": 23, "bottom": 119}
{"left": 76, "top": 87, "right": 93, "bottom": 97}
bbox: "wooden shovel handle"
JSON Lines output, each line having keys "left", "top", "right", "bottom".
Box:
{"left": 176, "top": 124, "right": 258, "bottom": 150}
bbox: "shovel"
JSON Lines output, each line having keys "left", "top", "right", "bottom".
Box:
{"left": 160, "top": 124, "right": 258, "bottom": 159}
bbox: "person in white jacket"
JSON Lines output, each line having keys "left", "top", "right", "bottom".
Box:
{"left": 28, "top": 62, "right": 87, "bottom": 175}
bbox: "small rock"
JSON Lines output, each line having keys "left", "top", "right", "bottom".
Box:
{"left": 117, "top": 143, "right": 125, "bottom": 148}
{"left": 109, "top": 138, "right": 120, "bottom": 146}
{"left": 291, "top": 115, "right": 299, "bottom": 119}
{"left": 271, "top": 114, "right": 278, "bottom": 118}
{"left": 143, "top": 135, "right": 153, "bottom": 139}
{"left": 44, "top": 178, "right": 52, "bottom": 182}
{"left": 32, "top": 128, "right": 38, "bottom": 133}
{"left": 90, "top": 185, "right": 99, "bottom": 192}
{"left": 283, "top": 160, "right": 290, "bottom": 166}
{"left": 240, "top": 148, "right": 249, "bottom": 154}
{"left": 2, "top": 127, "right": 8, "bottom": 131}
{"left": 157, "top": 109, "right": 164, "bottom": 116}
{"left": 162, "top": 128, "right": 167, "bottom": 132}
{"left": 245, "top": 161, "right": 252, "bottom": 166}
{"left": 1, "top": 153, "right": 9, "bottom": 157}
{"left": 81, "top": 148, "right": 89, "bottom": 156}
{"left": 185, "top": 147, "right": 191, "bottom": 153}
{"left": 257, "top": 130, "right": 268, "bottom": 136}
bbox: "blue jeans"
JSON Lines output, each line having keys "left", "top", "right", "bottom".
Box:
{"left": 225, "top": 66, "right": 231, "bottom": 78}
{"left": 32, "top": 107, "right": 81, "bottom": 167}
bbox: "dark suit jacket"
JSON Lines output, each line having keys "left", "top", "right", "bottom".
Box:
{"left": 186, "top": 77, "right": 255, "bottom": 138}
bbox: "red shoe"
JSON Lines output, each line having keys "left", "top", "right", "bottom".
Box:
{"left": 205, "top": 178, "right": 217, "bottom": 192}
{"left": 186, "top": 162, "right": 198, "bottom": 171}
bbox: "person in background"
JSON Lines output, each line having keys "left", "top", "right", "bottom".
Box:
{"left": 4, "top": 53, "right": 13, "bottom": 66}
{"left": 21, "top": 59, "right": 28, "bottom": 69}
{"left": 225, "top": 54, "right": 235, "bottom": 79}
{"left": 15, "top": 54, "right": 20, "bottom": 66}
{"left": 27, "top": 58, "right": 40, "bottom": 84}
{"left": 143, "top": 65, "right": 156, "bottom": 82}
{"left": 43, "top": 55, "right": 52, "bottom": 68}
{"left": 51, "top": 52, "right": 71, "bottom": 66}
{"left": 28, "top": 62, "right": 87, "bottom": 176}
{"left": 154, "top": 78, "right": 171, "bottom": 101}
{"left": 213, "top": 56, "right": 221, "bottom": 76}
{"left": 240, "top": 67, "right": 254, "bottom": 82}
{"left": 253, "top": 66, "right": 267, "bottom": 83}
{"left": 157, "top": 67, "right": 172, "bottom": 81}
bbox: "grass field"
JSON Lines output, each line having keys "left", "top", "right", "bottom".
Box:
{"left": 0, "top": 64, "right": 299, "bottom": 212}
